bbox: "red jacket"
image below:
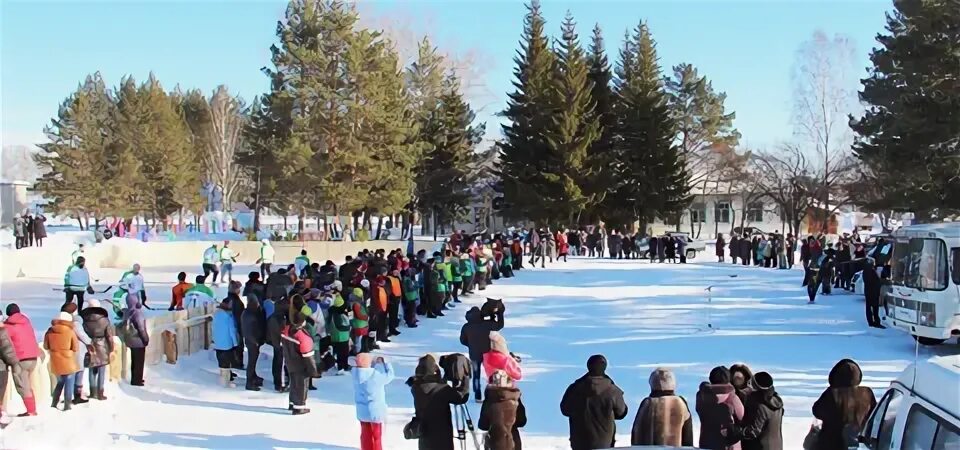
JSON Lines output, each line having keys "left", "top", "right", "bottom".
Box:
{"left": 4, "top": 313, "right": 41, "bottom": 360}
{"left": 483, "top": 351, "right": 522, "bottom": 383}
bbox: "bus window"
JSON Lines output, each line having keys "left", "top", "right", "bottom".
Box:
{"left": 934, "top": 424, "right": 959, "bottom": 449}
{"left": 892, "top": 241, "right": 911, "bottom": 286}
{"left": 892, "top": 239, "right": 948, "bottom": 290}
{"left": 902, "top": 405, "right": 938, "bottom": 449}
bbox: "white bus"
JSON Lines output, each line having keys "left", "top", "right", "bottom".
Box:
{"left": 884, "top": 223, "right": 960, "bottom": 345}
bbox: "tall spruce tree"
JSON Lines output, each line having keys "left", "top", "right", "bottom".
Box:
{"left": 585, "top": 24, "right": 616, "bottom": 221}
{"left": 497, "top": 0, "right": 561, "bottom": 224}
{"left": 544, "top": 12, "right": 600, "bottom": 223}
{"left": 851, "top": 0, "right": 960, "bottom": 218}
{"left": 605, "top": 22, "right": 688, "bottom": 228}
{"left": 408, "top": 37, "right": 448, "bottom": 227}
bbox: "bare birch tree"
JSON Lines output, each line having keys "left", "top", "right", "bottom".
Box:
{"left": 791, "top": 30, "right": 860, "bottom": 227}
{"left": 203, "top": 86, "right": 247, "bottom": 211}
{"left": 754, "top": 145, "right": 820, "bottom": 235}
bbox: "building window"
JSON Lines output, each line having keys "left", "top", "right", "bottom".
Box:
{"left": 689, "top": 203, "right": 706, "bottom": 223}
{"left": 715, "top": 201, "right": 731, "bottom": 223}
{"left": 747, "top": 202, "right": 764, "bottom": 222}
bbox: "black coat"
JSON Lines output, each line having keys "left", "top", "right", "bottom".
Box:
{"left": 812, "top": 360, "right": 876, "bottom": 450}
{"left": 242, "top": 281, "right": 266, "bottom": 303}
{"left": 408, "top": 374, "right": 468, "bottom": 450}
{"left": 265, "top": 272, "right": 292, "bottom": 301}
{"left": 266, "top": 306, "right": 287, "bottom": 348}
{"left": 862, "top": 266, "right": 881, "bottom": 301}
{"left": 560, "top": 374, "right": 629, "bottom": 450}
{"left": 460, "top": 308, "right": 504, "bottom": 361}
{"left": 736, "top": 385, "right": 783, "bottom": 450}
{"left": 80, "top": 307, "right": 115, "bottom": 368}
{"left": 241, "top": 305, "right": 266, "bottom": 348}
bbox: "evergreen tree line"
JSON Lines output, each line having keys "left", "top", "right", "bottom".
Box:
{"left": 34, "top": 0, "right": 485, "bottom": 233}
{"left": 498, "top": 1, "right": 741, "bottom": 230}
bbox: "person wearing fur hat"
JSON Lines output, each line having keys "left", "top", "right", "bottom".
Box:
{"left": 4, "top": 304, "right": 40, "bottom": 416}
{"left": 61, "top": 302, "right": 92, "bottom": 404}
{"left": 407, "top": 354, "right": 469, "bottom": 450}
{"left": 44, "top": 311, "right": 80, "bottom": 410}
{"left": 482, "top": 331, "right": 522, "bottom": 384}
{"left": 732, "top": 372, "right": 783, "bottom": 450}
{"left": 812, "top": 359, "right": 876, "bottom": 450}
{"left": 561, "top": 355, "right": 629, "bottom": 450}
{"left": 283, "top": 309, "right": 318, "bottom": 415}
{"left": 80, "top": 299, "right": 114, "bottom": 400}
{"left": 630, "top": 368, "right": 694, "bottom": 447}
{"left": 352, "top": 353, "right": 395, "bottom": 450}
{"left": 213, "top": 298, "right": 240, "bottom": 388}
{"left": 478, "top": 370, "right": 526, "bottom": 450}
{"left": 696, "top": 366, "right": 745, "bottom": 450}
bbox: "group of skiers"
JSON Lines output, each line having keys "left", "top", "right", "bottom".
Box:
{"left": 11, "top": 212, "right": 47, "bottom": 249}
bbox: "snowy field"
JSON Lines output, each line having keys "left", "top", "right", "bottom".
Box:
{"left": 1, "top": 251, "right": 954, "bottom": 449}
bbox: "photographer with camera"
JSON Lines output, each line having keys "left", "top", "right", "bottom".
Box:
{"left": 460, "top": 304, "right": 505, "bottom": 402}
{"left": 405, "top": 354, "right": 469, "bottom": 450}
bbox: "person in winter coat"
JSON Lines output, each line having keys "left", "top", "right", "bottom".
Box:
{"left": 716, "top": 234, "right": 726, "bottom": 263}
{"left": 812, "top": 359, "right": 877, "bottom": 450}
{"left": 4, "top": 304, "right": 40, "bottom": 416}
{"left": 283, "top": 309, "right": 318, "bottom": 414}
{"left": 696, "top": 366, "right": 745, "bottom": 450}
{"left": 226, "top": 281, "right": 246, "bottom": 369}
{"left": 0, "top": 322, "right": 19, "bottom": 426}
{"left": 61, "top": 303, "right": 92, "bottom": 404}
{"left": 729, "top": 235, "right": 740, "bottom": 264}
{"left": 242, "top": 272, "right": 266, "bottom": 308}
{"left": 265, "top": 270, "right": 293, "bottom": 302}
{"left": 33, "top": 214, "right": 47, "bottom": 246}
{"left": 258, "top": 239, "right": 275, "bottom": 279}
{"left": 44, "top": 312, "right": 80, "bottom": 410}
{"left": 862, "top": 259, "right": 885, "bottom": 328}
{"left": 733, "top": 372, "right": 783, "bottom": 450}
{"left": 80, "top": 299, "right": 114, "bottom": 400}
{"left": 739, "top": 238, "right": 751, "bottom": 266}
{"left": 483, "top": 331, "right": 521, "bottom": 384}
{"left": 461, "top": 307, "right": 506, "bottom": 401}
{"left": 560, "top": 355, "right": 629, "bottom": 450}
{"left": 266, "top": 298, "right": 289, "bottom": 392}
{"left": 170, "top": 271, "right": 192, "bottom": 311}
{"left": 479, "top": 370, "right": 526, "bottom": 450}
{"left": 631, "top": 368, "right": 694, "bottom": 447}
{"left": 729, "top": 363, "right": 755, "bottom": 405}
{"left": 407, "top": 354, "right": 469, "bottom": 450}
{"left": 213, "top": 299, "right": 240, "bottom": 388}
{"left": 64, "top": 256, "right": 94, "bottom": 310}
{"left": 121, "top": 293, "right": 149, "bottom": 386}
{"left": 241, "top": 294, "right": 266, "bottom": 391}
{"left": 353, "top": 353, "right": 395, "bottom": 450}
{"left": 326, "top": 294, "right": 352, "bottom": 373}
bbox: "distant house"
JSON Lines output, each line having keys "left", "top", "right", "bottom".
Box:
{"left": 650, "top": 181, "right": 787, "bottom": 238}
{"left": 0, "top": 180, "right": 30, "bottom": 227}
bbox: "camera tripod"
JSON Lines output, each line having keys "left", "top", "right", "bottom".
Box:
{"left": 453, "top": 403, "right": 481, "bottom": 450}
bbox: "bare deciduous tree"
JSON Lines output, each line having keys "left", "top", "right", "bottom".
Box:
{"left": 754, "top": 145, "right": 820, "bottom": 236}
{"left": 791, "top": 30, "right": 860, "bottom": 227}
{"left": 203, "top": 86, "right": 247, "bottom": 211}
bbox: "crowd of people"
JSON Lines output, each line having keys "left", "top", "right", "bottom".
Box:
{"left": 11, "top": 212, "right": 48, "bottom": 249}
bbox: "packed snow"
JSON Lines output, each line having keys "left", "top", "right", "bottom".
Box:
{"left": 0, "top": 242, "right": 954, "bottom": 449}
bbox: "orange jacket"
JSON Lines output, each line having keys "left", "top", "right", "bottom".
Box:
{"left": 373, "top": 286, "right": 388, "bottom": 313}
{"left": 171, "top": 281, "right": 192, "bottom": 308}
{"left": 44, "top": 320, "right": 79, "bottom": 376}
{"left": 387, "top": 276, "right": 402, "bottom": 297}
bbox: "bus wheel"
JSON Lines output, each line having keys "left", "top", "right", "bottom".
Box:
{"left": 914, "top": 335, "right": 946, "bottom": 346}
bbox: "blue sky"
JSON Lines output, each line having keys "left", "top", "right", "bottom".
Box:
{"left": 1, "top": 0, "right": 892, "bottom": 150}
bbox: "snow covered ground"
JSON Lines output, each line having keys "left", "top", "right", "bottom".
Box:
{"left": 1, "top": 252, "right": 954, "bottom": 449}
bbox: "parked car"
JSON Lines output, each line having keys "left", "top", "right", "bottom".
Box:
{"left": 666, "top": 231, "right": 707, "bottom": 259}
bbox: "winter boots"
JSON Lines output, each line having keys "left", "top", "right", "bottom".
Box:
{"left": 220, "top": 369, "right": 236, "bottom": 388}
{"left": 17, "top": 396, "right": 37, "bottom": 416}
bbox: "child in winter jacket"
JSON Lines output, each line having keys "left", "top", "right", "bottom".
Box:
{"left": 326, "top": 295, "right": 352, "bottom": 373}
{"left": 212, "top": 299, "right": 240, "bottom": 387}
{"left": 385, "top": 270, "right": 403, "bottom": 337}
{"left": 44, "top": 312, "right": 80, "bottom": 410}
{"left": 352, "top": 353, "right": 395, "bottom": 450}
{"left": 350, "top": 287, "right": 371, "bottom": 352}
{"left": 282, "top": 310, "right": 318, "bottom": 415}
{"left": 483, "top": 331, "right": 522, "bottom": 383}
{"left": 401, "top": 269, "right": 419, "bottom": 328}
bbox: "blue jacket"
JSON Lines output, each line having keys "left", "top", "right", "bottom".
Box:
{"left": 352, "top": 362, "right": 395, "bottom": 423}
{"left": 263, "top": 299, "right": 276, "bottom": 320}
{"left": 212, "top": 309, "right": 239, "bottom": 351}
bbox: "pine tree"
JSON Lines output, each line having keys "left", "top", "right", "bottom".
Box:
{"left": 605, "top": 22, "right": 688, "bottom": 228}
{"left": 851, "top": 0, "right": 960, "bottom": 218}
{"left": 497, "top": 0, "right": 560, "bottom": 224}
{"left": 584, "top": 24, "right": 616, "bottom": 221}
{"left": 544, "top": 12, "right": 600, "bottom": 223}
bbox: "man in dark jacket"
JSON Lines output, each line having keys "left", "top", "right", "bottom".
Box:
{"left": 407, "top": 355, "right": 468, "bottom": 450}
{"left": 862, "top": 259, "right": 884, "bottom": 328}
{"left": 241, "top": 294, "right": 266, "bottom": 391}
{"left": 265, "top": 270, "right": 293, "bottom": 302}
{"left": 812, "top": 359, "right": 876, "bottom": 450}
{"left": 459, "top": 306, "right": 504, "bottom": 402}
{"left": 227, "top": 281, "right": 246, "bottom": 370}
{"left": 243, "top": 272, "right": 266, "bottom": 304}
{"left": 560, "top": 355, "right": 628, "bottom": 450}
{"left": 266, "top": 298, "right": 289, "bottom": 392}
{"left": 734, "top": 371, "right": 783, "bottom": 450}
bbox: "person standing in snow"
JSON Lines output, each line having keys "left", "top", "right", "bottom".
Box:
{"left": 257, "top": 239, "right": 275, "bottom": 279}
{"left": 266, "top": 297, "right": 290, "bottom": 392}
{"left": 33, "top": 213, "right": 47, "bottom": 247}
{"left": 213, "top": 298, "right": 239, "bottom": 388}
{"left": 295, "top": 249, "right": 311, "bottom": 278}
{"left": 460, "top": 306, "right": 504, "bottom": 402}
{"left": 120, "top": 293, "right": 149, "bottom": 386}
{"left": 219, "top": 241, "right": 239, "bottom": 284}
{"left": 4, "top": 304, "right": 40, "bottom": 416}
{"left": 716, "top": 234, "right": 726, "bottom": 263}
{"left": 25, "top": 214, "right": 34, "bottom": 247}
{"left": 696, "top": 366, "right": 745, "bottom": 450}
{"left": 80, "top": 299, "right": 114, "bottom": 401}
{"left": 483, "top": 331, "right": 522, "bottom": 384}
{"left": 61, "top": 303, "right": 92, "bottom": 404}
{"left": 118, "top": 263, "right": 146, "bottom": 308}
{"left": 862, "top": 259, "right": 885, "bottom": 328}
{"left": 283, "top": 309, "right": 318, "bottom": 414}
{"left": 406, "top": 354, "right": 469, "bottom": 450}
{"left": 560, "top": 355, "right": 629, "bottom": 450}
{"left": 241, "top": 294, "right": 266, "bottom": 391}
{"left": 812, "top": 359, "right": 876, "bottom": 450}
{"left": 169, "top": 271, "right": 192, "bottom": 311}
{"left": 202, "top": 244, "right": 220, "bottom": 285}
{"left": 630, "top": 368, "right": 694, "bottom": 447}
{"left": 478, "top": 370, "right": 526, "bottom": 450}
{"left": 326, "top": 291, "right": 352, "bottom": 374}
{"left": 44, "top": 311, "right": 80, "bottom": 411}
{"left": 729, "top": 234, "right": 739, "bottom": 265}
{"left": 353, "top": 353, "right": 395, "bottom": 450}
{"left": 226, "top": 281, "right": 246, "bottom": 369}
{"left": 0, "top": 320, "right": 20, "bottom": 427}
{"left": 12, "top": 214, "right": 24, "bottom": 249}
{"left": 731, "top": 372, "right": 783, "bottom": 450}
{"left": 64, "top": 256, "right": 95, "bottom": 310}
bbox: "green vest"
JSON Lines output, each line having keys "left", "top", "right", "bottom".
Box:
{"left": 460, "top": 258, "right": 473, "bottom": 276}
{"left": 326, "top": 308, "right": 351, "bottom": 343}
{"left": 450, "top": 259, "right": 462, "bottom": 282}
{"left": 403, "top": 278, "right": 419, "bottom": 302}
{"left": 476, "top": 256, "right": 488, "bottom": 273}
{"left": 350, "top": 303, "right": 368, "bottom": 330}
{"left": 439, "top": 262, "right": 453, "bottom": 282}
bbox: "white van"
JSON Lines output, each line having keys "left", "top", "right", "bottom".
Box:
{"left": 884, "top": 223, "right": 960, "bottom": 345}
{"left": 858, "top": 355, "right": 960, "bottom": 450}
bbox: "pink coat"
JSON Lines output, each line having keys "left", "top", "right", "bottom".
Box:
{"left": 4, "top": 313, "right": 41, "bottom": 360}
{"left": 483, "top": 351, "right": 522, "bottom": 382}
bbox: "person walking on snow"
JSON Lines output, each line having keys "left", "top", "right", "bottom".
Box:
{"left": 3, "top": 304, "right": 39, "bottom": 417}
{"left": 170, "top": 272, "right": 192, "bottom": 311}
{"left": 202, "top": 244, "right": 220, "bottom": 285}
{"left": 560, "top": 354, "right": 629, "bottom": 450}
{"left": 353, "top": 353, "right": 395, "bottom": 450}
{"left": 44, "top": 312, "right": 80, "bottom": 411}
{"left": 716, "top": 234, "right": 726, "bottom": 263}
{"left": 64, "top": 256, "right": 94, "bottom": 310}
{"left": 257, "top": 239, "right": 275, "bottom": 279}
{"left": 219, "top": 241, "right": 239, "bottom": 284}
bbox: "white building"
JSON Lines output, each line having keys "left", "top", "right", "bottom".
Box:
{"left": 0, "top": 180, "right": 30, "bottom": 227}
{"left": 650, "top": 183, "right": 788, "bottom": 239}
